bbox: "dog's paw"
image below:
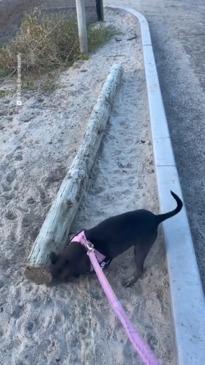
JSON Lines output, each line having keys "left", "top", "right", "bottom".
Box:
{"left": 122, "top": 270, "right": 143, "bottom": 287}
{"left": 122, "top": 275, "right": 137, "bottom": 288}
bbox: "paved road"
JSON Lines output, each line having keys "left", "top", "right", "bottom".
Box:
{"left": 105, "top": 0, "right": 205, "bottom": 289}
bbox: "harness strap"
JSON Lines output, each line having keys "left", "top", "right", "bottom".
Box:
{"left": 71, "top": 230, "right": 111, "bottom": 271}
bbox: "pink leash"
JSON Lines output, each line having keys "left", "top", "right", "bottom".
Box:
{"left": 86, "top": 241, "right": 161, "bottom": 365}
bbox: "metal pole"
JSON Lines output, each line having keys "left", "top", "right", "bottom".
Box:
{"left": 96, "top": 0, "right": 104, "bottom": 21}
{"left": 75, "top": 0, "right": 88, "bottom": 55}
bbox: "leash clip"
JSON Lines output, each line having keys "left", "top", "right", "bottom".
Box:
{"left": 86, "top": 241, "right": 94, "bottom": 252}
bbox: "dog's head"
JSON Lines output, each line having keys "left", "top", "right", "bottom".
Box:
{"left": 49, "top": 243, "right": 90, "bottom": 282}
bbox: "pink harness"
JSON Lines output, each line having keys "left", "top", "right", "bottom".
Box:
{"left": 71, "top": 230, "right": 161, "bottom": 365}
{"left": 71, "top": 231, "right": 111, "bottom": 270}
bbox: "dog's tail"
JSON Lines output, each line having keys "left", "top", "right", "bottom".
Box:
{"left": 155, "top": 191, "right": 183, "bottom": 225}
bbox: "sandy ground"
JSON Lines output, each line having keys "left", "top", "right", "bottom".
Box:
{"left": 0, "top": 9, "right": 176, "bottom": 365}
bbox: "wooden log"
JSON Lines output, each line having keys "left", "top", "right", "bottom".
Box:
{"left": 25, "top": 64, "right": 123, "bottom": 284}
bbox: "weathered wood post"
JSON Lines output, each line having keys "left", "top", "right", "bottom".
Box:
{"left": 75, "top": 0, "right": 88, "bottom": 55}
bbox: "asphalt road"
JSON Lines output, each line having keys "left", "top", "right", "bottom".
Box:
{"left": 106, "top": 0, "right": 205, "bottom": 290}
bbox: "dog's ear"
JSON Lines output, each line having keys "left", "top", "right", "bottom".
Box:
{"left": 50, "top": 252, "right": 58, "bottom": 264}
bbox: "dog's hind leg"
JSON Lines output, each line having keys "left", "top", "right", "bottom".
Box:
{"left": 122, "top": 236, "right": 156, "bottom": 287}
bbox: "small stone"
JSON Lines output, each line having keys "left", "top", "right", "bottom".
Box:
{"left": 22, "top": 215, "right": 32, "bottom": 227}
{"left": 27, "top": 197, "right": 35, "bottom": 205}
{"left": 39, "top": 190, "right": 46, "bottom": 200}
{"left": 90, "top": 290, "right": 101, "bottom": 300}
{"left": 15, "top": 154, "right": 23, "bottom": 161}
{"left": 12, "top": 305, "right": 23, "bottom": 319}
{"left": 26, "top": 321, "right": 33, "bottom": 332}
{"left": 5, "top": 210, "right": 17, "bottom": 220}
{"left": 37, "top": 97, "right": 44, "bottom": 103}
{"left": 147, "top": 333, "right": 158, "bottom": 349}
{"left": 6, "top": 170, "right": 16, "bottom": 183}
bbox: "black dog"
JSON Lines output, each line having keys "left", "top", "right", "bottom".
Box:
{"left": 49, "top": 191, "right": 183, "bottom": 286}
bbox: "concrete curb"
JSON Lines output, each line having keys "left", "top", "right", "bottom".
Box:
{"left": 108, "top": 5, "right": 205, "bottom": 365}
{"left": 25, "top": 63, "right": 123, "bottom": 284}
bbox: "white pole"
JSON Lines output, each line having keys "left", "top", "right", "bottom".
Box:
{"left": 75, "top": 0, "right": 88, "bottom": 55}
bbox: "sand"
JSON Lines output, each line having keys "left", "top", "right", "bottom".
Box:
{"left": 0, "top": 9, "right": 176, "bottom": 365}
